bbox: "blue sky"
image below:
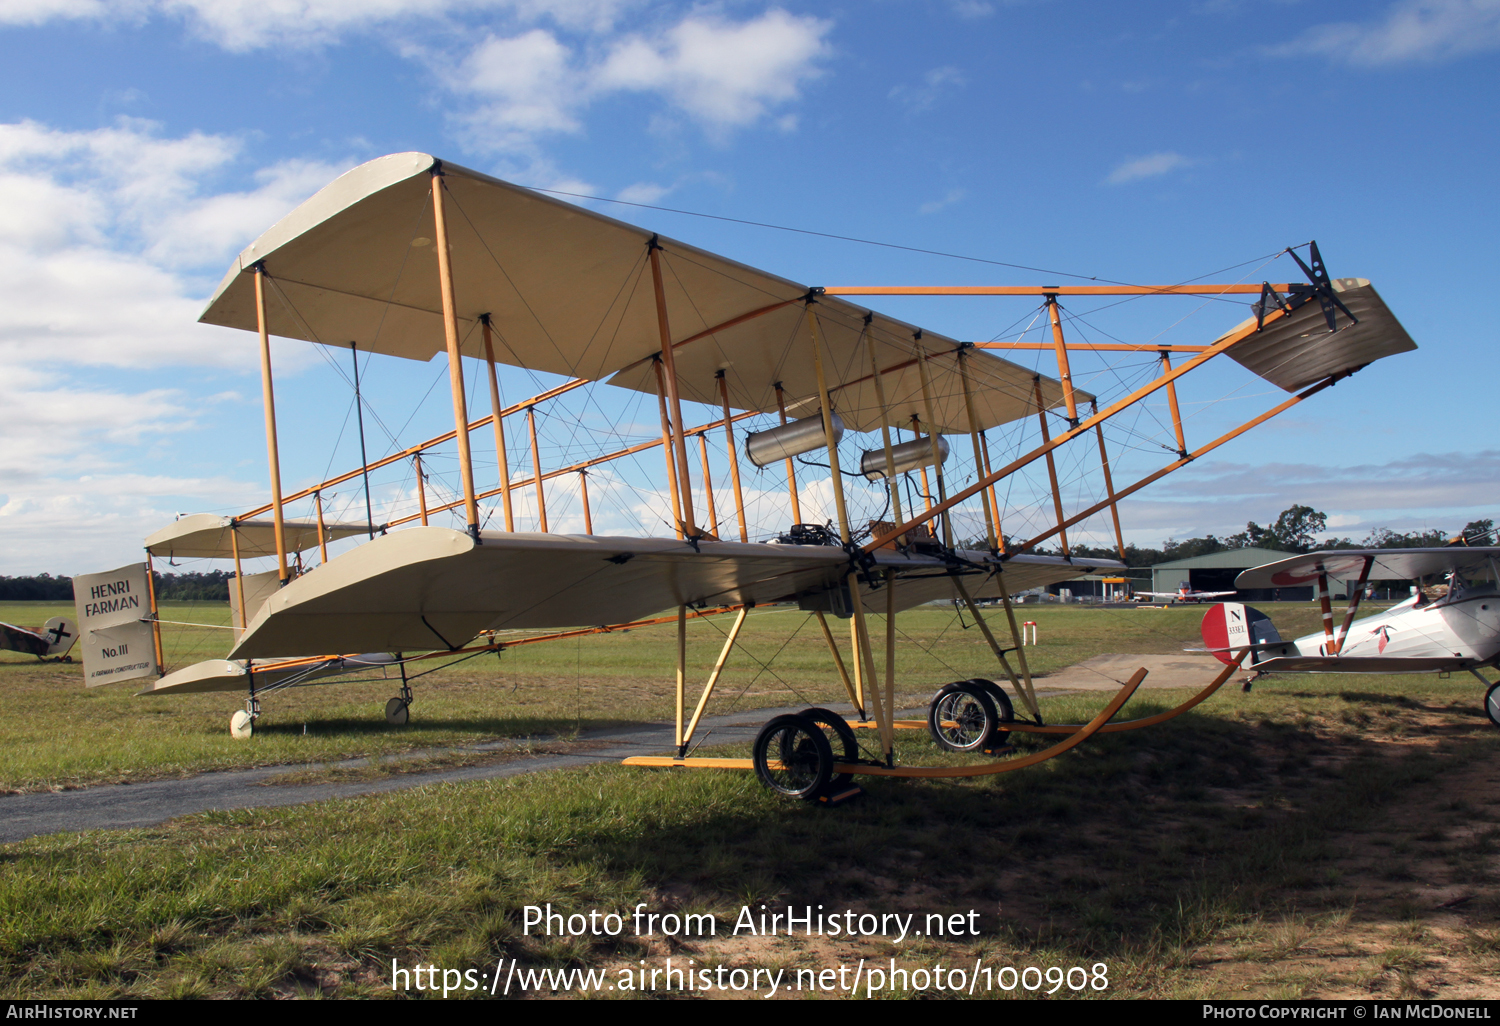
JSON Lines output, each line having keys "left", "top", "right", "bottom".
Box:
{"left": 0, "top": 0, "right": 1496, "bottom": 574}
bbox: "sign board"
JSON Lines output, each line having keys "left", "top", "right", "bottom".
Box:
{"left": 72, "top": 562, "right": 156, "bottom": 686}
{"left": 78, "top": 621, "right": 157, "bottom": 687}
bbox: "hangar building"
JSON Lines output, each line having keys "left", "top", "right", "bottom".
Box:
{"left": 1149, "top": 547, "right": 1355, "bottom": 601}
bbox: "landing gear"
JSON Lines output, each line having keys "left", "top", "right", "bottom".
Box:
{"left": 927, "top": 681, "right": 999, "bottom": 752}
{"left": 386, "top": 670, "right": 414, "bottom": 726}
{"left": 798, "top": 707, "right": 859, "bottom": 788}
{"left": 1485, "top": 682, "right": 1500, "bottom": 729}
{"left": 966, "top": 678, "right": 1016, "bottom": 748}
{"left": 753, "top": 713, "right": 834, "bottom": 801}
{"left": 230, "top": 695, "right": 260, "bottom": 739}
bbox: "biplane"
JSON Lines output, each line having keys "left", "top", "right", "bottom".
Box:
{"left": 1200, "top": 546, "right": 1500, "bottom": 727}
{"left": 71, "top": 152, "right": 1419, "bottom": 798}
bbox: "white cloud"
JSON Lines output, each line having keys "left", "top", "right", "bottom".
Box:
{"left": 0, "top": 0, "right": 637, "bottom": 51}
{"left": 594, "top": 9, "right": 831, "bottom": 131}
{"left": 0, "top": 471, "right": 265, "bottom": 575}
{"left": 0, "top": 119, "right": 344, "bottom": 370}
{"left": 616, "top": 181, "right": 669, "bottom": 204}
{"left": 950, "top": 1, "right": 993, "bottom": 18}
{"left": 1269, "top": 0, "right": 1500, "bottom": 66}
{"left": 0, "top": 119, "right": 346, "bottom": 571}
{"left": 1114, "top": 451, "right": 1500, "bottom": 540}
{"left": 449, "top": 29, "right": 584, "bottom": 151}
{"left": 1105, "top": 151, "right": 1190, "bottom": 185}
{"left": 919, "top": 188, "right": 966, "bottom": 214}
{"left": 445, "top": 8, "right": 832, "bottom": 151}
{"left": 889, "top": 65, "right": 964, "bottom": 113}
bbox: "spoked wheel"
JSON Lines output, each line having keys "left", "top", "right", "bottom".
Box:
{"left": 798, "top": 707, "right": 859, "bottom": 786}
{"left": 385, "top": 697, "right": 410, "bottom": 726}
{"left": 753, "top": 713, "right": 834, "bottom": 800}
{"left": 927, "top": 682, "right": 998, "bottom": 752}
{"left": 1485, "top": 682, "right": 1500, "bottom": 729}
{"left": 967, "top": 678, "right": 1016, "bottom": 746}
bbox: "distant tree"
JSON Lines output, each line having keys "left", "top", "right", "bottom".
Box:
{"left": 1224, "top": 505, "right": 1328, "bottom": 553}
{"left": 1461, "top": 518, "right": 1496, "bottom": 544}
{"left": 1160, "top": 535, "right": 1228, "bottom": 561}
{"left": 1361, "top": 526, "right": 1452, "bottom": 549}
{"left": 152, "top": 571, "right": 232, "bottom": 601}
{"left": 0, "top": 574, "right": 74, "bottom": 601}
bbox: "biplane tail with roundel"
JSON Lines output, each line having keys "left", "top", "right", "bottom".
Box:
{"left": 0, "top": 617, "right": 77, "bottom": 660}
{"left": 75, "top": 152, "right": 1427, "bottom": 801}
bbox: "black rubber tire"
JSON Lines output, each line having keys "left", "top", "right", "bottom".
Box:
{"left": 753, "top": 714, "right": 834, "bottom": 800}
{"left": 927, "top": 682, "right": 999, "bottom": 752}
{"left": 1486, "top": 682, "right": 1500, "bottom": 729}
{"left": 966, "top": 678, "right": 1015, "bottom": 745}
{"left": 799, "top": 706, "right": 859, "bottom": 786}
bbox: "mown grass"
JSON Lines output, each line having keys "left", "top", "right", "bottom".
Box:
{"left": 0, "top": 599, "right": 1344, "bottom": 791}
{"left": 1, "top": 663, "right": 1497, "bottom": 999}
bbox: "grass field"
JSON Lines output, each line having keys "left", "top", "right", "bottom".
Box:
{"left": 3, "top": 598, "right": 1498, "bottom": 1000}
{"left": 0, "top": 598, "right": 1328, "bottom": 792}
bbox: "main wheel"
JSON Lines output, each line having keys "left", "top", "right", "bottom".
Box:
{"left": 1485, "top": 682, "right": 1500, "bottom": 729}
{"left": 799, "top": 707, "right": 859, "bottom": 786}
{"left": 385, "top": 698, "right": 410, "bottom": 726}
{"left": 753, "top": 714, "right": 834, "bottom": 800}
{"left": 230, "top": 709, "right": 255, "bottom": 739}
{"left": 927, "top": 682, "right": 998, "bottom": 752}
{"left": 967, "top": 678, "right": 1016, "bottom": 745}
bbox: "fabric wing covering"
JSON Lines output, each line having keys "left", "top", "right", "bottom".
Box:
{"left": 1223, "top": 278, "right": 1417, "bottom": 392}
{"left": 227, "top": 527, "right": 1122, "bottom": 658}
{"left": 145, "top": 513, "right": 369, "bottom": 560}
{"left": 1236, "top": 547, "right": 1500, "bottom": 589}
{"left": 199, "top": 152, "right": 1075, "bottom": 429}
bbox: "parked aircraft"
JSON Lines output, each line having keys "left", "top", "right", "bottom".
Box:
{"left": 1199, "top": 547, "right": 1500, "bottom": 725}
{"left": 0, "top": 617, "right": 77, "bottom": 660}
{"left": 72, "top": 153, "right": 1420, "bottom": 801}
{"left": 1139, "top": 581, "right": 1238, "bottom": 603}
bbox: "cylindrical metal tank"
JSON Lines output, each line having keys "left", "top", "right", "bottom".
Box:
{"left": 859, "top": 435, "right": 950, "bottom": 480}
{"left": 745, "top": 413, "right": 844, "bottom": 468}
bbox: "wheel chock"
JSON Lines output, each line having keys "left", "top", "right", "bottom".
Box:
{"left": 817, "top": 784, "right": 865, "bottom": 806}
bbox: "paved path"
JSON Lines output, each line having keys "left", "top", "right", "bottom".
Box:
{"left": 1030, "top": 652, "right": 1233, "bottom": 692}
{"left": 0, "top": 706, "right": 813, "bottom": 845}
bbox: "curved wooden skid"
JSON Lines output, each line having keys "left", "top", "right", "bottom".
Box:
{"left": 844, "top": 668, "right": 1144, "bottom": 778}
{"left": 850, "top": 652, "right": 1246, "bottom": 737}
{"left": 1008, "top": 651, "right": 1245, "bottom": 734}
{"left": 624, "top": 668, "right": 1146, "bottom": 779}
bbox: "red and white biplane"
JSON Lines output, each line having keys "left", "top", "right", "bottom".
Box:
{"left": 1201, "top": 546, "right": 1500, "bottom": 725}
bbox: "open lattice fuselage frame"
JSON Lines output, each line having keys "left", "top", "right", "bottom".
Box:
{"left": 192, "top": 155, "right": 1408, "bottom": 771}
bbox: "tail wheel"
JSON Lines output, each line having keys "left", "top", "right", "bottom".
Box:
{"left": 753, "top": 714, "right": 834, "bottom": 800}
{"left": 798, "top": 706, "right": 859, "bottom": 786}
{"left": 967, "top": 678, "right": 1016, "bottom": 745}
{"left": 927, "top": 682, "right": 998, "bottom": 752}
{"left": 230, "top": 709, "right": 255, "bottom": 739}
{"left": 1485, "top": 682, "right": 1500, "bottom": 729}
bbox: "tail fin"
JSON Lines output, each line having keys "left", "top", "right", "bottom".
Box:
{"left": 42, "top": 617, "right": 77, "bottom": 657}
{"left": 1201, "top": 603, "right": 1282, "bottom": 665}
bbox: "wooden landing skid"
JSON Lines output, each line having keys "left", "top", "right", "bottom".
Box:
{"left": 622, "top": 667, "right": 1144, "bottom": 780}
{"left": 855, "top": 649, "right": 1249, "bottom": 738}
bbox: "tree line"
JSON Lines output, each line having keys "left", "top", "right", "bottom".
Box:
{"left": 0, "top": 570, "right": 233, "bottom": 602}
{"left": 1066, "top": 508, "right": 1496, "bottom": 566}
